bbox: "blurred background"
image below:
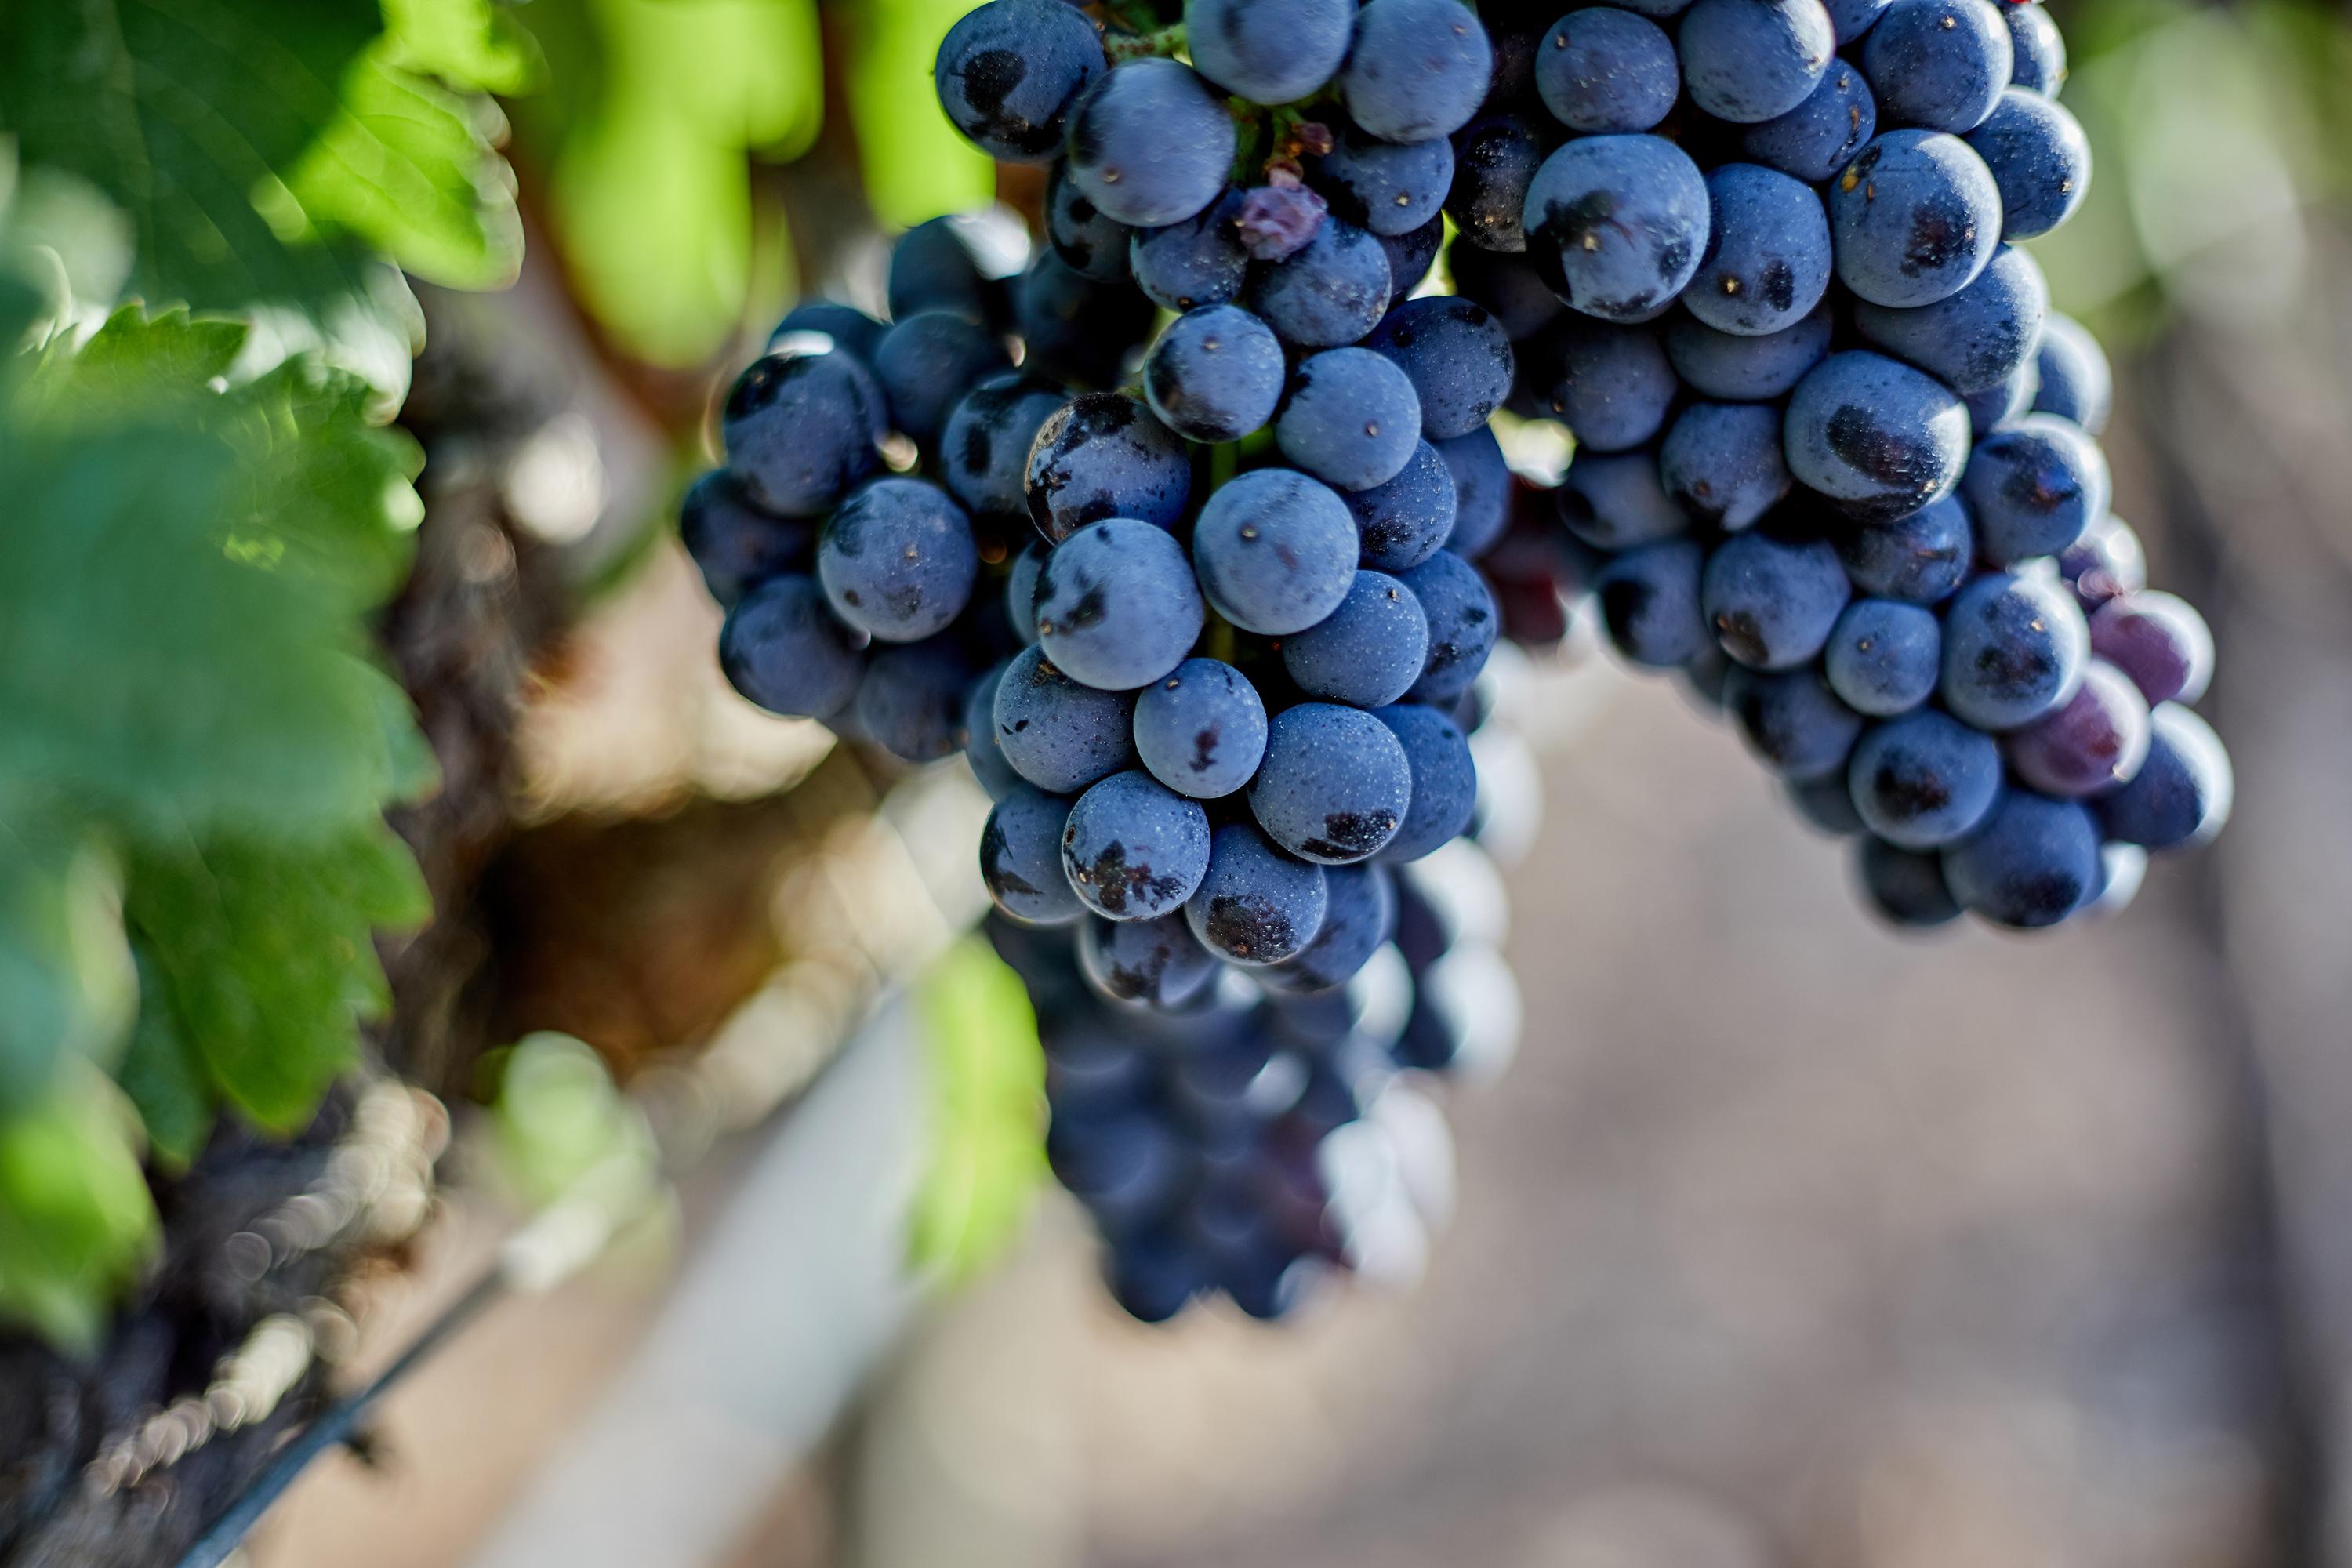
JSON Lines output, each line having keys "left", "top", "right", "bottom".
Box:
{"left": 7, "top": 0, "right": 2350, "bottom": 1563}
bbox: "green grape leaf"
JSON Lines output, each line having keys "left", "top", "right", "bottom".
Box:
{"left": 127, "top": 820, "right": 430, "bottom": 1132}
{"left": 0, "top": 823, "right": 138, "bottom": 1120}
{"left": 0, "top": 1070, "right": 159, "bottom": 1353}
{"left": 383, "top": 0, "right": 545, "bottom": 96}
{"left": 114, "top": 953, "right": 216, "bottom": 1172}
{"left": 909, "top": 939, "right": 1047, "bottom": 1288}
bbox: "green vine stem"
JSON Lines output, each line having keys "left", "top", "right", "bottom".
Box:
{"left": 1104, "top": 22, "right": 1187, "bottom": 62}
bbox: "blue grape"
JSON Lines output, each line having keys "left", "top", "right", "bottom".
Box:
{"left": 1559, "top": 451, "right": 1688, "bottom": 550}
{"left": 1860, "top": 0, "right": 2013, "bottom": 133}
{"left": 2097, "top": 704, "right": 2232, "bottom": 851}
{"left": 1066, "top": 60, "right": 1238, "bottom": 227}
{"left": 1941, "top": 789, "right": 2101, "bottom": 927}
{"left": 1659, "top": 402, "right": 1793, "bottom": 532}
{"left": 680, "top": 470, "right": 812, "bottom": 607}
{"left": 855, "top": 637, "right": 972, "bottom": 761}
{"left": 1824, "top": 597, "right": 1943, "bottom": 715}
{"left": 1701, "top": 531, "right": 1852, "bottom": 669}
{"left": 1856, "top": 837, "right": 1961, "bottom": 925}
{"left": 1246, "top": 219, "right": 1393, "bottom": 349}
{"left": 1341, "top": 0, "right": 1495, "bottom": 143}
{"left": 1129, "top": 189, "right": 1250, "bottom": 311}
{"left": 1824, "top": 0, "right": 1893, "bottom": 42}
{"left": 942, "top": 375, "right": 1067, "bottom": 524}
{"left": 1685, "top": 163, "right": 1834, "bottom": 336}
{"left": 1741, "top": 64, "right": 1878, "bottom": 184}
{"left": 1309, "top": 124, "right": 1456, "bottom": 238}
{"left": 873, "top": 312, "right": 1014, "bottom": 448}
{"left": 965, "top": 664, "right": 1025, "bottom": 800}
{"left": 1192, "top": 468, "right": 1360, "bottom": 633}
{"left": 1938, "top": 569, "right": 2088, "bottom": 730}
{"left": 1365, "top": 296, "right": 1515, "bottom": 441}
{"left": 1784, "top": 350, "right": 1970, "bottom": 520}
{"left": 1963, "top": 357, "right": 2039, "bottom": 435}
{"left": 768, "top": 300, "right": 887, "bottom": 366}
{"left": 1347, "top": 440, "right": 1461, "bottom": 572}
{"left": 2005, "top": 659, "right": 2151, "bottom": 798}
{"left": 1518, "top": 316, "right": 1678, "bottom": 452}
{"left": 2004, "top": 3, "right": 2067, "bottom": 95}
{"left": 721, "top": 347, "right": 884, "bottom": 517}
{"left": 1185, "top": 0, "right": 1352, "bottom": 104}
{"left": 1250, "top": 702, "right": 1414, "bottom": 864}
{"left": 1524, "top": 135, "right": 1710, "bottom": 321}
{"left": 720, "top": 575, "right": 867, "bottom": 718}
{"left": 1400, "top": 549, "right": 1501, "bottom": 700}
{"left": 1723, "top": 666, "right": 1865, "bottom": 779}
{"left": 1284, "top": 571, "right": 1431, "bottom": 707}
{"left": 1436, "top": 428, "right": 1512, "bottom": 558}
{"left": 1133, "top": 658, "right": 1269, "bottom": 797}
{"left": 1447, "top": 116, "right": 1549, "bottom": 252}
{"left": 1267, "top": 865, "right": 1396, "bottom": 992}
{"left": 888, "top": 212, "right": 1027, "bottom": 328}
{"left": 1374, "top": 703, "right": 1478, "bottom": 862}
{"left": 1594, "top": 539, "right": 1710, "bottom": 666}
{"left": 1679, "top": 0, "right": 1836, "bottom": 123}
{"left": 1962, "top": 413, "right": 2108, "bottom": 565}
{"left": 1276, "top": 348, "right": 1425, "bottom": 492}
{"left": 1187, "top": 823, "right": 1330, "bottom": 963}
{"left": 982, "top": 785, "right": 1084, "bottom": 925}
{"left": 1662, "top": 302, "right": 1832, "bottom": 400}
{"left": 995, "top": 642, "right": 1138, "bottom": 790}
{"left": 818, "top": 478, "right": 978, "bottom": 642}
{"left": 1047, "top": 162, "right": 1135, "bottom": 278}
{"left": 1025, "top": 391, "right": 1192, "bottom": 542}
{"left": 2060, "top": 514, "right": 2145, "bottom": 613}
{"left": 2089, "top": 840, "right": 2148, "bottom": 916}
{"left": 1791, "top": 774, "right": 1869, "bottom": 835}
{"left": 1450, "top": 247, "right": 1566, "bottom": 340}
{"left": 1049, "top": 1110, "right": 1188, "bottom": 1232}
{"left": 2089, "top": 590, "right": 2212, "bottom": 707}
{"left": 935, "top": 0, "right": 1107, "bottom": 162}
{"left": 1079, "top": 913, "right": 1219, "bottom": 1009}
{"left": 1062, "top": 768, "right": 1213, "bottom": 919}
{"left": 1006, "top": 543, "right": 1045, "bottom": 645}
{"left": 1376, "top": 216, "right": 1446, "bottom": 306}
{"left": 1846, "top": 706, "right": 2001, "bottom": 844}
{"left": 1536, "top": 9, "right": 1680, "bottom": 133}
{"left": 1013, "top": 252, "right": 1156, "bottom": 389}
{"left": 2032, "top": 313, "right": 2112, "bottom": 435}
{"left": 1142, "top": 304, "right": 1286, "bottom": 444}
{"left": 1828, "top": 129, "right": 2002, "bottom": 307}
{"left": 1033, "top": 517, "right": 1206, "bottom": 690}
{"left": 1854, "top": 241, "right": 2047, "bottom": 394}
{"left": 1837, "top": 492, "right": 1973, "bottom": 603}
{"left": 1965, "top": 89, "right": 2092, "bottom": 241}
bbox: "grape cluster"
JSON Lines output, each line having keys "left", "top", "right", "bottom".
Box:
{"left": 1439, "top": 0, "right": 2231, "bottom": 927}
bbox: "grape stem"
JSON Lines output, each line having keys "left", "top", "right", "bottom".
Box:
{"left": 1104, "top": 22, "right": 1186, "bottom": 62}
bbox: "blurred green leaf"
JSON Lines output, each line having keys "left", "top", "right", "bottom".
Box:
{"left": 847, "top": 0, "right": 995, "bottom": 230}
{"left": 384, "top": 0, "right": 546, "bottom": 96}
{"left": 115, "top": 952, "right": 216, "bottom": 1173}
{"left": 0, "top": 1069, "right": 158, "bottom": 1353}
{"left": 909, "top": 938, "right": 1046, "bottom": 1287}
{"left": 490, "top": 1033, "right": 658, "bottom": 1210}
{"left": 0, "top": 824, "right": 138, "bottom": 1119}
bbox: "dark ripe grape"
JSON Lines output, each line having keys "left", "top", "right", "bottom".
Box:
{"left": 2097, "top": 704, "right": 2233, "bottom": 851}
{"left": 855, "top": 637, "right": 973, "bottom": 762}
{"left": 1962, "top": 413, "right": 2109, "bottom": 565}
{"left": 1516, "top": 315, "right": 1678, "bottom": 452}
{"left": 1846, "top": 706, "right": 2002, "bottom": 844}
{"left": 1837, "top": 492, "right": 1974, "bottom": 604}
{"left": 768, "top": 300, "right": 887, "bottom": 367}
{"left": 1348, "top": 441, "right": 1461, "bottom": 572}
{"left": 1192, "top": 468, "right": 1360, "bottom": 633}
{"left": 2005, "top": 659, "right": 2152, "bottom": 798}
{"left": 1376, "top": 216, "right": 1447, "bottom": 306}
{"left": 2004, "top": 3, "right": 2067, "bottom": 96}
{"left": 720, "top": 575, "right": 868, "bottom": 719}
{"left": 1435, "top": 427, "right": 1512, "bottom": 557}
{"left": 1132, "top": 657, "right": 1269, "bottom": 798}
{"left": 982, "top": 784, "right": 1085, "bottom": 925}
{"left": 1938, "top": 568, "right": 2089, "bottom": 731}
{"left": 1964, "top": 358, "right": 2039, "bottom": 436}
{"left": 1594, "top": 538, "right": 1710, "bottom": 666}
{"left": 2032, "top": 313, "right": 2113, "bottom": 435}
{"left": 1722, "top": 665, "right": 1866, "bottom": 780}
{"left": 1678, "top": 0, "right": 1836, "bottom": 124}
{"left": 1701, "top": 532, "right": 1852, "bottom": 670}
{"left": 1014, "top": 253, "right": 1156, "bottom": 388}
{"left": 818, "top": 478, "right": 978, "bottom": 643}
{"left": 1341, "top": 0, "right": 1496, "bottom": 143}
{"left": 1066, "top": 60, "right": 1238, "bottom": 227}
{"left": 1247, "top": 220, "right": 1393, "bottom": 349}
{"left": 1823, "top": 0, "right": 1892, "bottom": 43}
{"left": 1790, "top": 773, "right": 1869, "bottom": 836}
{"left": 1447, "top": 115, "right": 1549, "bottom": 252}
{"left": 1130, "top": 189, "right": 1250, "bottom": 311}
{"left": 1033, "top": 518, "right": 1206, "bottom": 691}
{"left": 1061, "top": 768, "right": 1214, "bottom": 920}
{"left": 1185, "top": 0, "right": 1353, "bottom": 105}
{"left": 1942, "top": 789, "right": 2102, "bottom": 927}
{"left": 1047, "top": 162, "right": 1136, "bottom": 279}
{"left": 1308, "top": 123, "right": 1457, "bottom": 238}
{"left": 1450, "top": 246, "right": 1567, "bottom": 340}
{"left": 1373, "top": 703, "right": 1479, "bottom": 862}
{"left": 1365, "top": 296, "right": 1515, "bottom": 441}
{"left": 1186, "top": 822, "right": 1331, "bottom": 963}
{"left": 1861, "top": 0, "right": 2012, "bottom": 133}
{"left": 1855, "top": 241, "right": 2048, "bottom": 394}
{"left": 965, "top": 663, "right": 1026, "bottom": 801}
{"left": 1535, "top": 9, "right": 1680, "bottom": 134}
{"left": 1276, "top": 348, "right": 1425, "bottom": 492}
{"left": 1025, "top": 391, "right": 1192, "bottom": 542}
{"left": 888, "top": 212, "right": 1029, "bottom": 328}
{"left": 1284, "top": 571, "right": 1431, "bottom": 707}
{"left": 1523, "top": 134, "right": 1710, "bottom": 322}
{"left": 873, "top": 312, "right": 1014, "bottom": 448}
{"left": 995, "top": 642, "right": 1138, "bottom": 791}
{"left": 721, "top": 347, "right": 884, "bottom": 517}
{"left": 1827, "top": 130, "right": 2002, "bottom": 307}
{"left": 1663, "top": 300, "right": 1831, "bottom": 400}
{"left": 1250, "top": 702, "right": 1414, "bottom": 864}
{"left": 1784, "top": 350, "right": 1970, "bottom": 520}
{"left": 1965, "top": 89, "right": 2092, "bottom": 241}
{"left": 1079, "top": 913, "right": 1219, "bottom": 1010}
{"left": 1265, "top": 864, "right": 1396, "bottom": 993}
{"left": 680, "top": 470, "right": 813, "bottom": 608}
{"left": 1855, "top": 837, "right": 1961, "bottom": 926}
{"left": 1237, "top": 183, "right": 1332, "bottom": 262}
{"left": 2060, "top": 514, "right": 2146, "bottom": 612}
{"left": 942, "top": 375, "right": 1068, "bottom": 523}
{"left": 1048, "top": 1110, "right": 1189, "bottom": 1232}
{"left": 1401, "top": 549, "right": 1501, "bottom": 701}
{"left": 934, "top": 0, "right": 1107, "bottom": 162}
{"left": 1823, "top": 597, "right": 1943, "bottom": 715}
{"left": 1142, "top": 304, "right": 1286, "bottom": 444}
{"left": 1006, "top": 542, "right": 1046, "bottom": 644}
{"left": 2089, "top": 590, "right": 2216, "bottom": 707}
{"left": 1659, "top": 402, "right": 1794, "bottom": 532}
{"left": 1742, "top": 63, "right": 1878, "bottom": 184}
{"left": 1683, "top": 164, "right": 1834, "bottom": 336}
{"left": 1559, "top": 450, "right": 1689, "bottom": 550}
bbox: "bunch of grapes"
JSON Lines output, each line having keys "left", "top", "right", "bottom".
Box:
{"left": 1454, "top": 0, "right": 2229, "bottom": 927}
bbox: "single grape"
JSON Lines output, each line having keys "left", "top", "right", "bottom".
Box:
{"left": 1524, "top": 134, "right": 1711, "bottom": 321}
{"left": 1251, "top": 703, "right": 1415, "bottom": 865}
{"left": 888, "top": 212, "right": 1030, "bottom": 329}
{"left": 1033, "top": 517, "right": 1207, "bottom": 690}
{"left": 1267, "top": 865, "right": 1397, "bottom": 992}
{"left": 1723, "top": 666, "right": 1867, "bottom": 780}
{"left": 2004, "top": 3, "right": 2067, "bottom": 96}
{"left": 1662, "top": 302, "right": 1832, "bottom": 400}
{"left": 1187, "top": 823, "right": 1331, "bottom": 964}
{"left": 873, "top": 312, "right": 1014, "bottom": 449}
{"left": 1025, "top": 392, "right": 1192, "bottom": 542}
{"left": 817, "top": 478, "right": 979, "bottom": 643}
{"left": 855, "top": 637, "right": 972, "bottom": 762}
{"left": 1276, "top": 348, "right": 1425, "bottom": 492}
{"left": 1828, "top": 129, "right": 2002, "bottom": 307}
{"left": 1784, "top": 350, "right": 1971, "bottom": 520}
{"left": 1142, "top": 304, "right": 1286, "bottom": 445}
{"left": 1401, "top": 549, "right": 1501, "bottom": 701}
{"left": 1824, "top": 597, "right": 1943, "bottom": 715}
{"left": 1047, "top": 162, "right": 1136, "bottom": 279}
{"left": 2088, "top": 590, "right": 2215, "bottom": 707}
{"left": 721, "top": 347, "right": 884, "bottom": 517}
{"left": 2032, "top": 313, "right": 2113, "bottom": 435}
{"left": 1846, "top": 706, "right": 2002, "bottom": 844}
{"left": 2097, "top": 703, "right": 2232, "bottom": 851}
{"left": 1446, "top": 116, "right": 1548, "bottom": 252}
{"left": 1284, "top": 571, "right": 1432, "bottom": 707}
{"left": 1517, "top": 315, "right": 1679, "bottom": 452}
{"left": 1962, "top": 413, "right": 2109, "bottom": 565}
{"left": 1066, "top": 60, "right": 1239, "bottom": 227}
{"left": 1938, "top": 569, "right": 2089, "bottom": 730}
{"left": 1363, "top": 296, "right": 1515, "bottom": 442}
{"left": 1192, "top": 468, "right": 1361, "bottom": 634}
{"left": 982, "top": 785, "right": 1084, "bottom": 925}
{"left": 1742, "top": 64, "right": 1878, "bottom": 184}
{"left": 1347, "top": 441, "right": 1461, "bottom": 572}
{"left": 1013, "top": 252, "right": 1157, "bottom": 389}
{"left": 941, "top": 376, "right": 1067, "bottom": 527}
{"left": 1129, "top": 189, "right": 1250, "bottom": 311}
{"left": 1133, "top": 658, "right": 1269, "bottom": 798}
{"left": 1079, "top": 913, "right": 1220, "bottom": 1009}
{"left": 1790, "top": 774, "right": 1869, "bottom": 836}
{"left": 1537, "top": 9, "right": 1680, "bottom": 133}
{"left": 1860, "top": 0, "right": 2013, "bottom": 133}
{"left": 1942, "top": 788, "right": 2101, "bottom": 927}
{"left": 1660, "top": 402, "right": 1794, "bottom": 532}
{"left": 1309, "top": 124, "right": 1457, "bottom": 238}
{"left": 1246, "top": 219, "right": 1394, "bottom": 349}
{"left": 964, "top": 664, "right": 1025, "bottom": 801}
{"left": 1593, "top": 539, "right": 1710, "bottom": 666}
{"left": 995, "top": 642, "right": 1138, "bottom": 791}
{"left": 1856, "top": 837, "right": 1961, "bottom": 925}
{"left": 1853, "top": 241, "right": 2048, "bottom": 394}
{"left": 1684, "top": 163, "right": 1834, "bottom": 336}
{"left": 1374, "top": 704, "right": 1479, "bottom": 862}
{"left": 1702, "top": 531, "right": 1852, "bottom": 670}
{"left": 1436, "top": 428, "right": 1513, "bottom": 558}
{"left": 1559, "top": 451, "right": 1688, "bottom": 550}
{"left": 1062, "top": 769, "right": 1214, "bottom": 920}
{"left": 935, "top": 0, "right": 1107, "bottom": 162}
{"left": 2060, "top": 514, "right": 2146, "bottom": 613}
{"left": 1103, "top": 1230, "right": 1205, "bottom": 1322}
{"left": 1341, "top": 0, "right": 1497, "bottom": 143}
{"left": 2005, "top": 659, "right": 2151, "bottom": 798}
{"left": 720, "top": 575, "right": 868, "bottom": 718}
{"left": 1837, "top": 492, "right": 1974, "bottom": 604}
{"left": 1185, "top": 0, "right": 1353, "bottom": 104}
{"left": 768, "top": 300, "right": 887, "bottom": 367}
{"left": 680, "top": 470, "right": 812, "bottom": 608}
{"left": 1679, "top": 0, "right": 1837, "bottom": 123}
{"left": 1967, "top": 89, "right": 2092, "bottom": 241}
